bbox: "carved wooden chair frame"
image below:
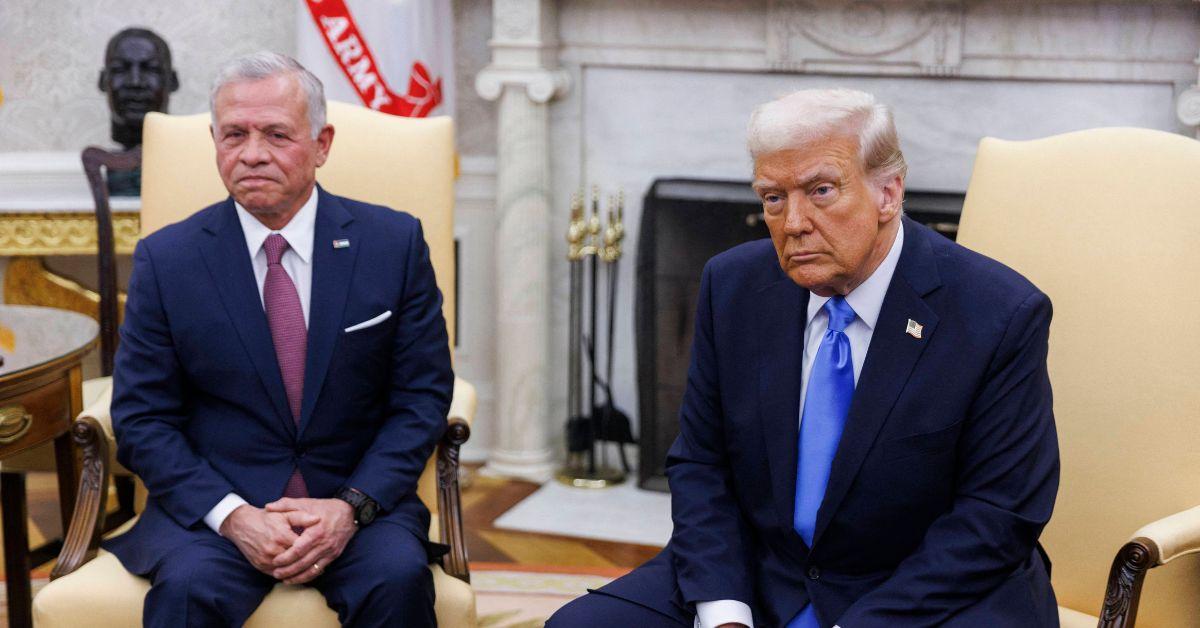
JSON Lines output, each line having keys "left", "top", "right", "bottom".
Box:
{"left": 52, "top": 415, "right": 472, "bottom": 583}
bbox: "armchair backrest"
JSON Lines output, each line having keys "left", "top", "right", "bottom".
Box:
{"left": 140, "top": 101, "right": 456, "bottom": 515}
{"left": 957, "top": 127, "right": 1200, "bottom": 625}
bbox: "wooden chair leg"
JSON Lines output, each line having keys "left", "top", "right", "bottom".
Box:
{"left": 1, "top": 471, "right": 32, "bottom": 628}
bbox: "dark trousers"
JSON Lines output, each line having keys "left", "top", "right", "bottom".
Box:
{"left": 548, "top": 590, "right": 689, "bottom": 628}
{"left": 142, "top": 521, "right": 435, "bottom": 627}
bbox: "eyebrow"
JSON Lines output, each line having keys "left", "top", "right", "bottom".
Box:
{"left": 217, "top": 122, "right": 293, "bottom": 134}
{"left": 752, "top": 166, "right": 843, "bottom": 192}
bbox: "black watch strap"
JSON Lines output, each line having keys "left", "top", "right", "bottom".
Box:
{"left": 335, "top": 487, "right": 380, "bottom": 526}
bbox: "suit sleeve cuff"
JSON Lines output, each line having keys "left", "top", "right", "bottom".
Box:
{"left": 695, "top": 600, "right": 754, "bottom": 628}
{"left": 203, "top": 493, "right": 248, "bottom": 535}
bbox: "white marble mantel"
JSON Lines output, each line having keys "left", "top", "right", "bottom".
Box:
{"left": 508, "top": 0, "right": 1200, "bottom": 467}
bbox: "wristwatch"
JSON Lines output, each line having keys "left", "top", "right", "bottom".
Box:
{"left": 335, "top": 487, "right": 380, "bottom": 526}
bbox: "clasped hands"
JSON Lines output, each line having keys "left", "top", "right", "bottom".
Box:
{"left": 219, "top": 497, "right": 357, "bottom": 585}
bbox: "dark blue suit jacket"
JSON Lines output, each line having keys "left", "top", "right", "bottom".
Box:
{"left": 602, "top": 218, "right": 1059, "bottom": 626}
{"left": 105, "top": 187, "right": 453, "bottom": 575}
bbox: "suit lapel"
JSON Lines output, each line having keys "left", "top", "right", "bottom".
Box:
{"left": 198, "top": 199, "right": 295, "bottom": 436}
{"left": 298, "top": 188, "right": 359, "bottom": 437}
{"left": 758, "top": 276, "right": 810, "bottom": 553}
{"left": 812, "top": 218, "right": 942, "bottom": 547}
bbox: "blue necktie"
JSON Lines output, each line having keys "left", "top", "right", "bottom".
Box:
{"left": 788, "top": 296, "right": 856, "bottom": 628}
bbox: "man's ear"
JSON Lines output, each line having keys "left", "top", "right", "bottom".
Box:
{"left": 314, "top": 124, "right": 335, "bottom": 168}
{"left": 877, "top": 175, "right": 905, "bottom": 224}
{"left": 98, "top": 69, "right": 108, "bottom": 92}
{"left": 168, "top": 70, "right": 180, "bottom": 93}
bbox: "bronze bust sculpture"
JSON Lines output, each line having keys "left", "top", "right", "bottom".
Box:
{"left": 98, "top": 28, "right": 178, "bottom": 194}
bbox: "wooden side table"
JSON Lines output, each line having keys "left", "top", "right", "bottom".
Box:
{"left": 0, "top": 305, "right": 97, "bottom": 628}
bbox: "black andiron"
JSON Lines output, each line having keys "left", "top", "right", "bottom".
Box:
{"left": 558, "top": 188, "right": 633, "bottom": 488}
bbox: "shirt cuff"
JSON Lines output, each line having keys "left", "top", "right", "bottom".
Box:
{"left": 203, "top": 493, "right": 249, "bottom": 535}
{"left": 695, "top": 600, "right": 754, "bottom": 628}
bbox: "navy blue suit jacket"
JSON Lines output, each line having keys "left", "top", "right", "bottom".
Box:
{"left": 105, "top": 188, "right": 453, "bottom": 575}
{"left": 602, "top": 218, "right": 1059, "bottom": 626}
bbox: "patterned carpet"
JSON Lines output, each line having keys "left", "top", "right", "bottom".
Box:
{"left": 475, "top": 566, "right": 621, "bottom": 627}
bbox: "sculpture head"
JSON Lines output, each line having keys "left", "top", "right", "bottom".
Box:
{"left": 98, "top": 27, "right": 179, "bottom": 148}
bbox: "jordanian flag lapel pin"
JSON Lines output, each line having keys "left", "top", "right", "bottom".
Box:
{"left": 333, "top": 239, "right": 350, "bottom": 249}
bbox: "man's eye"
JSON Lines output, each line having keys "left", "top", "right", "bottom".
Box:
{"left": 813, "top": 185, "right": 834, "bottom": 196}
{"left": 761, "top": 193, "right": 784, "bottom": 214}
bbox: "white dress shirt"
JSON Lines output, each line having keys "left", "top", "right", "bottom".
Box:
{"left": 695, "top": 222, "right": 905, "bottom": 628}
{"left": 202, "top": 189, "right": 318, "bottom": 534}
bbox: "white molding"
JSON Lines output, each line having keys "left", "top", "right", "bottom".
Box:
{"left": 555, "top": 1, "right": 1199, "bottom": 85}
{"left": 481, "top": 448, "right": 557, "bottom": 483}
{"left": 0, "top": 151, "right": 141, "bottom": 212}
{"left": 558, "top": 45, "right": 1198, "bottom": 85}
{"left": 767, "top": 0, "right": 965, "bottom": 76}
{"left": 475, "top": 66, "right": 572, "bottom": 103}
{"left": 455, "top": 155, "right": 498, "bottom": 203}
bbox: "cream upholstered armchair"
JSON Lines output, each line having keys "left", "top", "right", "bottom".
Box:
{"left": 33, "top": 102, "right": 478, "bottom": 627}
{"left": 956, "top": 127, "right": 1200, "bottom": 627}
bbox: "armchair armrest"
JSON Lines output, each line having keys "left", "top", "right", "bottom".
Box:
{"left": 68, "top": 378, "right": 131, "bottom": 476}
{"left": 435, "top": 376, "right": 475, "bottom": 583}
{"left": 79, "top": 378, "right": 116, "bottom": 443}
{"left": 1100, "top": 504, "right": 1200, "bottom": 626}
{"left": 448, "top": 376, "right": 477, "bottom": 428}
{"left": 1132, "top": 505, "right": 1200, "bottom": 566}
{"left": 49, "top": 416, "right": 110, "bottom": 580}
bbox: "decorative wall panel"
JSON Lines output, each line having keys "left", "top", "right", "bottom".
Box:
{"left": 0, "top": 0, "right": 295, "bottom": 152}
{"left": 767, "top": 0, "right": 965, "bottom": 76}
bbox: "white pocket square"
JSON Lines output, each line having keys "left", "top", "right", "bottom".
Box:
{"left": 344, "top": 310, "right": 392, "bottom": 333}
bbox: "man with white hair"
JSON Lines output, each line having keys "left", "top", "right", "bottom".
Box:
{"left": 105, "top": 52, "right": 451, "bottom": 626}
{"left": 550, "top": 89, "right": 1060, "bottom": 627}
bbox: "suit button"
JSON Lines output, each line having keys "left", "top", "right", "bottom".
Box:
{"left": 807, "top": 566, "right": 821, "bottom": 580}
{"left": 295, "top": 447, "right": 307, "bottom": 458}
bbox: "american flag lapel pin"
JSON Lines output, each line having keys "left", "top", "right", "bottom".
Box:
{"left": 905, "top": 319, "right": 924, "bottom": 339}
{"left": 333, "top": 239, "right": 350, "bottom": 249}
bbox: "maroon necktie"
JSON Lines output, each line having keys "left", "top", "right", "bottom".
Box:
{"left": 263, "top": 233, "right": 309, "bottom": 499}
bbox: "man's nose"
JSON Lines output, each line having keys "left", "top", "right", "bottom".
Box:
{"left": 783, "top": 197, "right": 812, "bottom": 235}
{"left": 239, "top": 135, "right": 270, "bottom": 165}
{"left": 129, "top": 64, "right": 145, "bottom": 87}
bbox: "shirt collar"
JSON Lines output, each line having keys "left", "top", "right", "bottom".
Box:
{"left": 806, "top": 220, "right": 905, "bottom": 331}
{"left": 234, "top": 187, "right": 318, "bottom": 264}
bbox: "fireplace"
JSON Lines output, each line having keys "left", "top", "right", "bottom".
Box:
{"left": 635, "top": 178, "right": 963, "bottom": 491}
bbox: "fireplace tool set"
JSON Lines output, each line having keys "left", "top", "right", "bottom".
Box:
{"left": 558, "top": 188, "right": 634, "bottom": 488}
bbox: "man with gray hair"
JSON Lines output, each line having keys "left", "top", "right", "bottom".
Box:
{"left": 105, "top": 51, "right": 451, "bottom": 626}
{"left": 550, "top": 89, "right": 1059, "bottom": 626}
